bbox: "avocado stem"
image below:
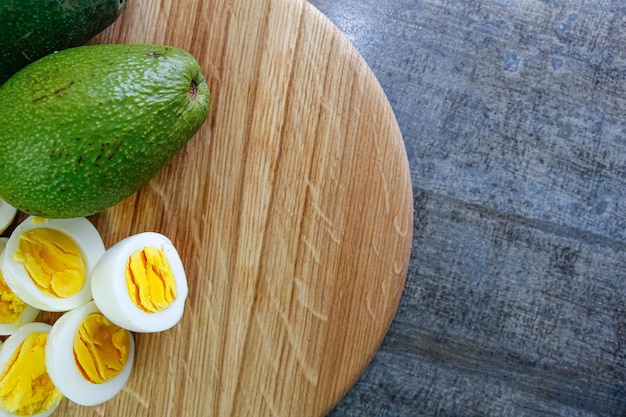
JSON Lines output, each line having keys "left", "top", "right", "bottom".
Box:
{"left": 189, "top": 80, "right": 198, "bottom": 101}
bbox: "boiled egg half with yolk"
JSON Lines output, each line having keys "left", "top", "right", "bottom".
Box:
{"left": 0, "top": 322, "right": 63, "bottom": 417}
{"left": 46, "top": 301, "right": 135, "bottom": 406}
{"left": 0, "top": 238, "right": 39, "bottom": 336}
{"left": 91, "top": 232, "right": 188, "bottom": 333}
{"left": 0, "top": 216, "right": 105, "bottom": 312}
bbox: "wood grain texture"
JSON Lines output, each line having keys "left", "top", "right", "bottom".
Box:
{"left": 29, "top": 0, "right": 412, "bottom": 416}
{"left": 305, "top": 0, "right": 626, "bottom": 416}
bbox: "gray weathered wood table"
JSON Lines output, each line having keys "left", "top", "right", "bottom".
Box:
{"left": 308, "top": 0, "right": 626, "bottom": 416}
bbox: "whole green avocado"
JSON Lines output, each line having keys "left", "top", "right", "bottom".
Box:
{"left": 0, "top": 0, "right": 128, "bottom": 85}
{"left": 0, "top": 43, "right": 210, "bottom": 219}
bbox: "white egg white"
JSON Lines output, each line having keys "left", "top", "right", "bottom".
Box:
{"left": 46, "top": 301, "right": 135, "bottom": 406}
{"left": 0, "top": 216, "right": 105, "bottom": 312}
{"left": 0, "top": 322, "right": 61, "bottom": 417}
{"left": 91, "top": 232, "right": 188, "bottom": 333}
{"left": 0, "top": 200, "right": 17, "bottom": 234}
{"left": 0, "top": 238, "right": 39, "bottom": 336}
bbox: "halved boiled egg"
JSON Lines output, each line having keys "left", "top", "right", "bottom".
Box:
{"left": 0, "top": 238, "right": 39, "bottom": 336}
{"left": 0, "top": 322, "right": 63, "bottom": 417}
{"left": 46, "top": 301, "right": 135, "bottom": 406}
{"left": 0, "top": 200, "right": 17, "bottom": 234}
{"left": 91, "top": 232, "right": 188, "bottom": 333}
{"left": 0, "top": 216, "right": 105, "bottom": 312}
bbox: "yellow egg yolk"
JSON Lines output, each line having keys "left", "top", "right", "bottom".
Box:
{"left": 13, "top": 228, "right": 86, "bottom": 298}
{"left": 0, "top": 332, "right": 62, "bottom": 416}
{"left": 0, "top": 272, "right": 27, "bottom": 324}
{"left": 125, "top": 246, "right": 177, "bottom": 313}
{"left": 73, "top": 313, "right": 130, "bottom": 384}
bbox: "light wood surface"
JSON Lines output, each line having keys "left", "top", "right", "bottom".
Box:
{"left": 35, "top": 0, "right": 413, "bottom": 416}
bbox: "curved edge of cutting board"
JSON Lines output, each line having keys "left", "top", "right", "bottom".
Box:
{"left": 51, "top": 0, "right": 417, "bottom": 416}
{"left": 298, "top": 3, "right": 414, "bottom": 413}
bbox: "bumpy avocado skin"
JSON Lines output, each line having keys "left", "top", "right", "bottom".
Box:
{"left": 0, "top": 44, "right": 211, "bottom": 218}
{"left": 0, "top": 0, "right": 127, "bottom": 84}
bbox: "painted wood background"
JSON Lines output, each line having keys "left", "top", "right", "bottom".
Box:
{"left": 311, "top": 0, "right": 626, "bottom": 416}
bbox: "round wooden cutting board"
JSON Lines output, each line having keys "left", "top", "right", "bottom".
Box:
{"left": 45, "top": 0, "right": 413, "bottom": 415}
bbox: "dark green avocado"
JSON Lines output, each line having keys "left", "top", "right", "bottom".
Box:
{"left": 0, "top": 0, "right": 127, "bottom": 84}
